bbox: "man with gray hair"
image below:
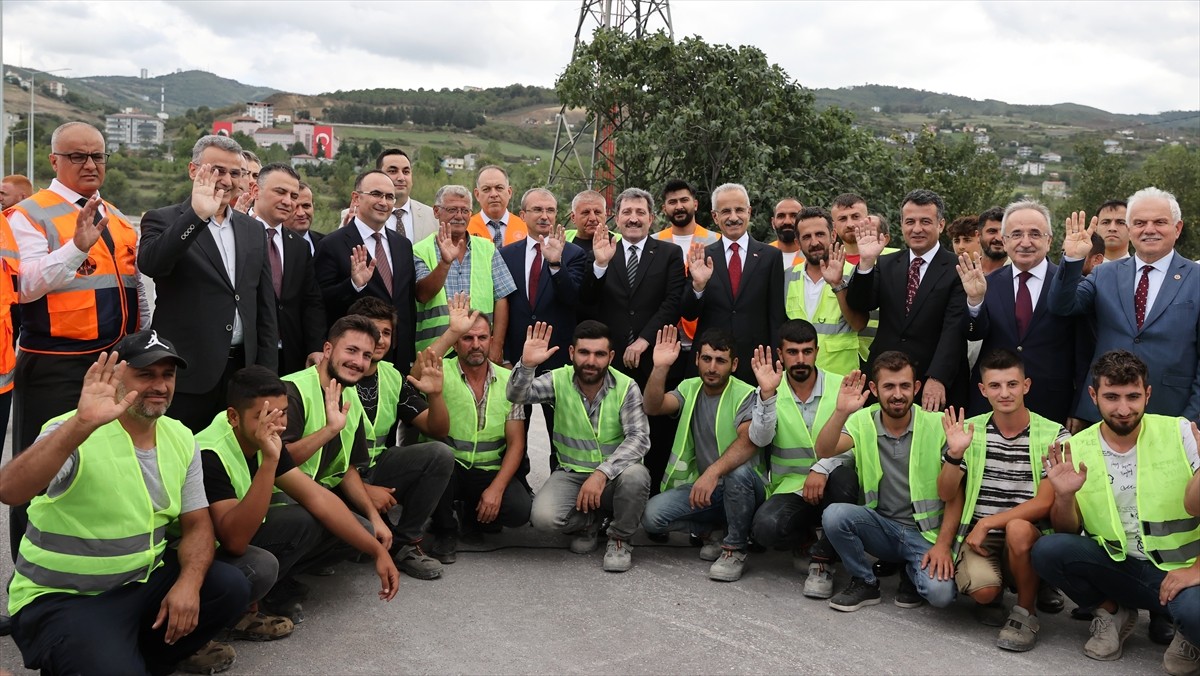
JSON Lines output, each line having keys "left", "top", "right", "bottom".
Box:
{"left": 682, "top": 182, "right": 785, "bottom": 383}
{"left": 139, "top": 134, "right": 280, "bottom": 432}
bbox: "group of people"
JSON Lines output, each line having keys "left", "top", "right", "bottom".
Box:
{"left": 0, "top": 121, "right": 1196, "bottom": 676}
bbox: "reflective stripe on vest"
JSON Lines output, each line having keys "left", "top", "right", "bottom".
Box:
{"left": 662, "top": 376, "right": 758, "bottom": 492}
{"left": 0, "top": 215, "right": 17, "bottom": 392}
{"left": 437, "top": 357, "right": 510, "bottom": 470}
{"left": 363, "top": 362, "right": 403, "bottom": 465}
{"left": 767, "top": 372, "right": 844, "bottom": 497}
{"left": 8, "top": 412, "right": 192, "bottom": 615}
{"left": 282, "top": 366, "right": 363, "bottom": 488}
{"left": 844, "top": 404, "right": 946, "bottom": 543}
{"left": 550, "top": 365, "right": 632, "bottom": 472}
{"left": 1069, "top": 416, "right": 1200, "bottom": 571}
{"left": 412, "top": 233, "right": 495, "bottom": 352}
{"left": 784, "top": 262, "right": 859, "bottom": 376}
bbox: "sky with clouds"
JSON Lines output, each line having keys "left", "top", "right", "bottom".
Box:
{"left": 4, "top": 0, "right": 1198, "bottom": 115}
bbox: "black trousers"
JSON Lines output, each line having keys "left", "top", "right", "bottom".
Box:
{"left": 168, "top": 346, "right": 246, "bottom": 434}
{"left": 364, "top": 442, "right": 454, "bottom": 543}
{"left": 431, "top": 464, "right": 533, "bottom": 534}
{"left": 750, "top": 465, "right": 859, "bottom": 560}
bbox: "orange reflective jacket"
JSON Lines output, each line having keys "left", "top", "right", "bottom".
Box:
{"left": 0, "top": 213, "right": 18, "bottom": 392}
{"left": 468, "top": 212, "right": 528, "bottom": 246}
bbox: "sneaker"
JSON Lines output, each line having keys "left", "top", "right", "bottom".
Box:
{"left": 221, "top": 610, "right": 294, "bottom": 642}
{"left": 974, "top": 600, "right": 1007, "bottom": 627}
{"left": 802, "top": 562, "right": 835, "bottom": 599}
{"left": 829, "top": 577, "right": 882, "bottom": 612}
{"left": 698, "top": 531, "right": 724, "bottom": 562}
{"left": 708, "top": 548, "right": 748, "bottom": 582}
{"left": 895, "top": 571, "right": 924, "bottom": 608}
{"left": 178, "top": 640, "right": 236, "bottom": 674}
{"left": 1036, "top": 584, "right": 1065, "bottom": 614}
{"left": 1163, "top": 629, "right": 1200, "bottom": 676}
{"left": 430, "top": 532, "right": 458, "bottom": 565}
{"left": 602, "top": 538, "right": 633, "bottom": 572}
{"left": 1084, "top": 605, "right": 1136, "bottom": 661}
{"left": 996, "top": 605, "right": 1040, "bottom": 652}
{"left": 569, "top": 525, "right": 599, "bottom": 554}
{"left": 393, "top": 542, "right": 444, "bottom": 580}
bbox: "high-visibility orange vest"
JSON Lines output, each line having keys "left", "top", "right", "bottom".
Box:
{"left": 0, "top": 214, "right": 18, "bottom": 393}
{"left": 654, "top": 225, "right": 721, "bottom": 342}
{"left": 468, "top": 212, "right": 528, "bottom": 246}
{"left": 9, "top": 190, "right": 139, "bottom": 354}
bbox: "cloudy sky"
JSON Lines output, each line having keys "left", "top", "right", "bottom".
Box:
{"left": 4, "top": 0, "right": 1198, "bottom": 115}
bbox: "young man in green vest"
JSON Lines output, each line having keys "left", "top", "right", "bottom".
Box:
{"left": 815, "top": 350, "right": 963, "bottom": 611}
{"left": 783, "top": 207, "right": 866, "bottom": 376}
{"left": 510, "top": 320, "right": 651, "bottom": 572}
{"left": 642, "top": 326, "right": 772, "bottom": 582}
{"left": 198, "top": 365, "right": 399, "bottom": 629}
{"left": 0, "top": 332, "right": 250, "bottom": 675}
{"left": 749, "top": 319, "right": 859, "bottom": 598}
{"left": 423, "top": 293, "right": 531, "bottom": 564}
{"left": 1033, "top": 351, "right": 1200, "bottom": 673}
{"left": 937, "top": 348, "right": 1068, "bottom": 651}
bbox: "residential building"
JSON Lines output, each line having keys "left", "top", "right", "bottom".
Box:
{"left": 105, "top": 112, "right": 165, "bottom": 151}
{"left": 246, "top": 101, "right": 274, "bottom": 128}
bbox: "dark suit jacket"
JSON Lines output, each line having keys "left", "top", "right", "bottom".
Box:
{"left": 500, "top": 238, "right": 587, "bottom": 369}
{"left": 847, "top": 245, "right": 968, "bottom": 407}
{"left": 269, "top": 226, "right": 326, "bottom": 375}
{"left": 965, "top": 262, "right": 1093, "bottom": 423}
{"left": 139, "top": 201, "right": 279, "bottom": 394}
{"left": 681, "top": 238, "right": 785, "bottom": 383}
{"left": 580, "top": 236, "right": 685, "bottom": 386}
{"left": 313, "top": 223, "right": 417, "bottom": 371}
{"left": 1049, "top": 252, "right": 1200, "bottom": 421}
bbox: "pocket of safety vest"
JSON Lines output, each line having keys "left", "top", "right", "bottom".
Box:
{"left": 47, "top": 290, "right": 100, "bottom": 340}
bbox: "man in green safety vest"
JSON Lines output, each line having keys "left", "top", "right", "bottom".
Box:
{"left": 1033, "top": 350, "right": 1200, "bottom": 673}
{"left": 642, "top": 326, "right": 772, "bottom": 583}
{"left": 748, "top": 319, "right": 859, "bottom": 599}
{"left": 564, "top": 189, "right": 616, "bottom": 258}
{"left": 509, "top": 320, "right": 651, "bottom": 572}
{"left": 815, "top": 350, "right": 963, "bottom": 612}
{"left": 0, "top": 332, "right": 250, "bottom": 675}
{"left": 937, "top": 348, "right": 1069, "bottom": 652}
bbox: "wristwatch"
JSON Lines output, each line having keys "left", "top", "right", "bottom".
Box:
{"left": 942, "top": 451, "right": 967, "bottom": 471}
{"left": 831, "top": 280, "right": 851, "bottom": 293}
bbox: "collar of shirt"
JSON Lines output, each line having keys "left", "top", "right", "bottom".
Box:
{"left": 723, "top": 233, "right": 750, "bottom": 254}
{"left": 873, "top": 407, "right": 915, "bottom": 439}
{"left": 1133, "top": 251, "right": 1175, "bottom": 276}
{"left": 485, "top": 211, "right": 511, "bottom": 227}
{"left": 1013, "top": 257, "right": 1049, "bottom": 282}
{"left": 257, "top": 217, "right": 282, "bottom": 237}
{"left": 525, "top": 235, "right": 543, "bottom": 255}
{"left": 50, "top": 178, "right": 106, "bottom": 216}
{"left": 209, "top": 209, "right": 233, "bottom": 229}
{"left": 621, "top": 237, "right": 646, "bottom": 257}
{"left": 790, "top": 370, "right": 825, "bottom": 405}
{"left": 395, "top": 197, "right": 412, "bottom": 214}
{"left": 457, "top": 358, "right": 497, "bottom": 384}
{"left": 574, "top": 368, "right": 616, "bottom": 404}
{"left": 909, "top": 241, "right": 940, "bottom": 265}
{"left": 354, "top": 217, "right": 387, "bottom": 244}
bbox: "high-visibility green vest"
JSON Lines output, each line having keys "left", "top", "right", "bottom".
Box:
{"left": 282, "top": 365, "right": 363, "bottom": 488}
{"left": 196, "top": 412, "right": 257, "bottom": 502}
{"left": 8, "top": 412, "right": 193, "bottom": 615}
{"left": 437, "top": 357, "right": 510, "bottom": 470}
{"left": 550, "top": 365, "right": 632, "bottom": 473}
{"left": 362, "top": 362, "right": 403, "bottom": 466}
{"left": 857, "top": 246, "right": 900, "bottom": 361}
{"left": 784, "top": 263, "right": 860, "bottom": 376}
{"left": 1068, "top": 415, "right": 1200, "bottom": 571}
{"left": 955, "top": 412, "right": 1060, "bottom": 552}
{"left": 412, "top": 233, "right": 495, "bottom": 352}
{"left": 844, "top": 403, "right": 946, "bottom": 543}
{"left": 662, "top": 376, "right": 758, "bottom": 491}
{"left": 564, "top": 230, "right": 621, "bottom": 243}
{"left": 766, "top": 372, "right": 844, "bottom": 497}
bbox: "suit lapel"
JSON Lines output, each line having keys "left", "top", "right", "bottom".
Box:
{"left": 708, "top": 241, "right": 731, "bottom": 299}
{"left": 196, "top": 206, "right": 233, "bottom": 290}
{"left": 739, "top": 240, "right": 765, "bottom": 297}
{"left": 1026, "top": 262, "right": 1055, "bottom": 336}
{"left": 631, "top": 239, "right": 655, "bottom": 292}
{"left": 1141, "top": 253, "right": 1190, "bottom": 330}
{"left": 904, "top": 249, "right": 948, "bottom": 320}
{"left": 995, "top": 265, "right": 1019, "bottom": 336}
{"left": 1116, "top": 257, "right": 1138, "bottom": 332}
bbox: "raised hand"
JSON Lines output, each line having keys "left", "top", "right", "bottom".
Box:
{"left": 406, "top": 347, "right": 444, "bottom": 395}
{"left": 520, "top": 322, "right": 559, "bottom": 368}
{"left": 853, "top": 221, "right": 884, "bottom": 269}
{"left": 1062, "top": 211, "right": 1097, "bottom": 259}
{"left": 341, "top": 204, "right": 357, "bottom": 227}
{"left": 437, "top": 222, "right": 466, "bottom": 263}
{"left": 445, "top": 291, "right": 480, "bottom": 336}
{"left": 835, "top": 369, "right": 870, "bottom": 414}
{"left": 190, "top": 163, "right": 225, "bottom": 221}
{"left": 323, "top": 378, "right": 349, "bottom": 433}
{"left": 72, "top": 194, "right": 110, "bottom": 253}
{"left": 941, "top": 407, "right": 975, "bottom": 459}
{"left": 687, "top": 242, "right": 714, "bottom": 291}
{"left": 252, "top": 400, "right": 286, "bottom": 462}
{"left": 819, "top": 241, "right": 847, "bottom": 285}
{"left": 1044, "top": 441, "right": 1087, "bottom": 497}
{"left": 76, "top": 352, "right": 137, "bottom": 430}
{"left": 234, "top": 190, "right": 254, "bottom": 214}
{"left": 750, "top": 345, "right": 783, "bottom": 397}
{"left": 541, "top": 224, "right": 566, "bottom": 265}
{"left": 651, "top": 324, "right": 681, "bottom": 368}
{"left": 349, "top": 245, "right": 376, "bottom": 288}
{"left": 955, "top": 252, "right": 988, "bottom": 305}
{"left": 592, "top": 224, "right": 616, "bottom": 267}
{"left": 922, "top": 377, "right": 947, "bottom": 412}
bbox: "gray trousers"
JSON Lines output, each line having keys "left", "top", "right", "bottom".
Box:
{"left": 217, "top": 544, "right": 279, "bottom": 604}
{"left": 530, "top": 465, "right": 651, "bottom": 541}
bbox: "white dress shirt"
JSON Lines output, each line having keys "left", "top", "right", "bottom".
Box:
{"left": 967, "top": 257, "right": 1049, "bottom": 317}
{"left": 209, "top": 209, "right": 244, "bottom": 344}
{"left": 385, "top": 198, "right": 414, "bottom": 238}
{"left": 1133, "top": 251, "right": 1176, "bottom": 316}
{"left": 907, "top": 241, "right": 941, "bottom": 285}
{"left": 257, "top": 218, "right": 285, "bottom": 275}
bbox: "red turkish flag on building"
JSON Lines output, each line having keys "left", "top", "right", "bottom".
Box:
{"left": 212, "top": 121, "right": 233, "bottom": 137}
{"left": 313, "top": 126, "right": 334, "bottom": 158}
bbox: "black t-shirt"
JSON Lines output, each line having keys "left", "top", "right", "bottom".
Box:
{"left": 283, "top": 381, "right": 369, "bottom": 475}
{"left": 200, "top": 446, "right": 296, "bottom": 504}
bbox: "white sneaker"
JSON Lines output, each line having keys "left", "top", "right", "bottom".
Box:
{"left": 802, "top": 562, "right": 835, "bottom": 599}
{"left": 602, "top": 538, "right": 633, "bottom": 572}
{"left": 699, "top": 531, "right": 724, "bottom": 562}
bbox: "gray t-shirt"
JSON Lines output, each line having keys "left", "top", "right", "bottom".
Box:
{"left": 844, "top": 410, "right": 947, "bottom": 528}
{"left": 669, "top": 388, "right": 754, "bottom": 474}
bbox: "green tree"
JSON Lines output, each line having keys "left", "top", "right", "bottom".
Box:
{"left": 1137, "top": 144, "right": 1199, "bottom": 259}
{"left": 901, "top": 132, "right": 1016, "bottom": 219}
{"left": 1062, "top": 142, "right": 1137, "bottom": 217}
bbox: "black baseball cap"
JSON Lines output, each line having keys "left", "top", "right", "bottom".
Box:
{"left": 114, "top": 330, "right": 188, "bottom": 369}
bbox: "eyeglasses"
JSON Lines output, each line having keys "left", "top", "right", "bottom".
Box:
{"left": 210, "top": 166, "right": 244, "bottom": 179}
{"left": 717, "top": 207, "right": 750, "bottom": 218}
{"left": 524, "top": 207, "right": 557, "bottom": 216}
{"left": 357, "top": 190, "right": 397, "bottom": 202}
{"left": 436, "top": 206, "right": 471, "bottom": 216}
{"left": 53, "top": 152, "right": 110, "bottom": 165}
{"left": 1004, "top": 230, "right": 1046, "bottom": 241}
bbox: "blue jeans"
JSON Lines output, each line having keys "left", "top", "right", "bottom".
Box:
{"left": 1033, "top": 533, "right": 1200, "bottom": 644}
{"left": 641, "top": 463, "right": 765, "bottom": 549}
{"left": 822, "top": 503, "right": 957, "bottom": 608}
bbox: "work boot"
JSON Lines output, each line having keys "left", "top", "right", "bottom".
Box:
{"left": 802, "top": 562, "right": 835, "bottom": 599}
{"left": 828, "top": 577, "right": 881, "bottom": 612}
{"left": 996, "top": 605, "right": 1040, "bottom": 652}
{"left": 708, "top": 548, "right": 748, "bottom": 582}
{"left": 394, "top": 541, "right": 444, "bottom": 580}
{"left": 1085, "top": 605, "right": 1135, "bottom": 661}
{"left": 698, "top": 531, "right": 724, "bottom": 562}
{"left": 895, "top": 570, "right": 924, "bottom": 608}
{"left": 1163, "top": 630, "right": 1200, "bottom": 676}
{"left": 602, "top": 538, "right": 633, "bottom": 572}
{"left": 430, "top": 531, "right": 458, "bottom": 565}
{"left": 569, "top": 524, "right": 599, "bottom": 554}
{"left": 178, "top": 640, "right": 236, "bottom": 674}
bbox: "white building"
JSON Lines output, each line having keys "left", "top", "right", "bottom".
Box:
{"left": 1040, "top": 152, "right": 1062, "bottom": 163}
{"left": 1041, "top": 180, "right": 1067, "bottom": 198}
{"left": 105, "top": 113, "right": 164, "bottom": 151}
{"left": 246, "top": 102, "right": 274, "bottom": 128}
{"left": 253, "top": 128, "right": 294, "bottom": 148}
{"left": 1019, "top": 161, "right": 1046, "bottom": 176}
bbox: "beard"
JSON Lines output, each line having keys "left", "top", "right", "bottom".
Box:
{"left": 777, "top": 228, "right": 797, "bottom": 244}
{"left": 668, "top": 209, "right": 693, "bottom": 227}
{"left": 803, "top": 247, "right": 828, "bottom": 267}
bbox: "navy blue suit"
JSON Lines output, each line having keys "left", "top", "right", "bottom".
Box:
{"left": 500, "top": 238, "right": 587, "bottom": 370}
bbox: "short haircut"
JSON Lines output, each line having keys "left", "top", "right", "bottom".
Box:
{"left": 1089, "top": 231, "right": 1106, "bottom": 257}
{"left": 520, "top": 188, "right": 556, "bottom": 211}
{"left": 375, "top": 148, "right": 410, "bottom": 169}
{"left": 978, "top": 348, "right": 1025, "bottom": 377}
{"left": 353, "top": 169, "right": 390, "bottom": 191}
{"left": 871, "top": 350, "right": 915, "bottom": 381}
{"left": 870, "top": 213, "right": 890, "bottom": 235}
{"left": 347, "top": 296, "right": 397, "bottom": 331}
{"left": 258, "top": 162, "right": 301, "bottom": 187}
{"left": 710, "top": 183, "right": 749, "bottom": 212}
{"left": 226, "top": 366, "right": 287, "bottom": 414}
{"left": 190, "top": 134, "right": 242, "bottom": 163}
{"left": 1127, "top": 186, "right": 1182, "bottom": 224}
{"left": 1096, "top": 199, "right": 1127, "bottom": 214}
{"left": 978, "top": 206, "right": 1005, "bottom": 226}
{"left": 571, "top": 189, "right": 606, "bottom": 212}
{"left": 796, "top": 206, "right": 832, "bottom": 229}
{"left": 831, "top": 193, "right": 867, "bottom": 211}
{"left": 1, "top": 175, "right": 33, "bottom": 195}
{"left": 298, "top": 181, "right": 311, "bottom": 192}
{"left": 241, "top": 150, "right": 261, "bottom": 165}
{"left": 1001, "top": 199, "right": 1053, "bottom": 237}
{"left": 434, "top": 184, "right": 472, "bottom": 208}
{"left": 328, "top": 314, "right": 381, "bottom": 345}
{"left": 695, "top": 328, "right": 736, "bottom": 355}
{"left": 50, "top": 121, "right": 103, "bottom": 151}
{"left": 572, "top": 320, "right": 612, "bottom": 350}
{"left": 475, "top": 164, "right": 509, "bottom": 186}
{"left": 661, "top": 178, "right": 696, "bottom": 200}
{"left": 947, "top": 215, "right": 979, "bottom": 239}
{"left": 778, "top": 319, "right": 818, "bottom": 347}
{"left": 614, "top": 187, "right": 654, "bottom": 215}
{"left": 1091, "top": 350, "right": 1149, "bottom": 390}
{"left": 901, "top": 189, "right": 945, "bottom": 222}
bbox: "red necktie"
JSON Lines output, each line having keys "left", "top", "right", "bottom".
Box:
{"left": 729, "top": 242, "right": 742, "bottom": 296}
{"left": 267, "top": 229, "right": 283, "bottom": 298}
{"left": 374, "top": 232, "right": 393, "bottom": 297}
{"left": 528, "top": 243, "right": 542, "bottom": 307}
{"left": 1135, "top": 265, "right": 1151, "bottom": 330}
{"left": 905, "top": 257, "right": 923, "bottom": 314}
{"left": 1015, "top": 270, "right": 1032, "bottom": 337}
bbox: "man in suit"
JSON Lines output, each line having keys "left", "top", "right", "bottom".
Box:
{"left": 314, "top": 170, "right": 417, "bottom": 371}
{"left": 1050, "top": 187, "right": 1200, "bottom": 423}
{"left": 682, "top": 183, "right": 785, "bottom": 384}
{"left": 847, "top": 188, "right": 968, "bottom": 411}
{"left": 253, "top": 163, "right": 326, "bottom": 375}
{"left": 958, "top": 199, "right": 1092, "bottom": 428}
{"left": 285, "top": 181, "right": 323, "bottom": 255}
{"left": 467, "top": 165, "right": 528, "bottom": 247}
{"left": 139, "top": 134, "right": 279, "bottom": 432}
{"left": 376, "top": 148, "right": 437, "bottom": 242}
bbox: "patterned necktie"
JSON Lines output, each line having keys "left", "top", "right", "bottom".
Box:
{"left": 528, "top": 243, "right": 542, "bottom": 306}
{"left": 373, "top": 232, "right": 393, "bottom": 297}
{"left": 627, "top": 244, "right": 639, "bottom": 288}
{"left": 1015, "top": 270, "right": 1032, "bottom": 337}
{"left": 905, "top": 257, "right": 924, "bottom": 314}
{"left": 1135, "top": 265, "right": 1151, "bottom": 330}
{"left": 728, "top": 242, "right": 742, "bottom": 296}
{"left": 267, "top": 229, "right": 283, "bottom": 298}
{"left": 489, "top": 220, "right": 503, "bottom": 247}
{"left": 393, "top": 207, "right": 408, "bottom": 239}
